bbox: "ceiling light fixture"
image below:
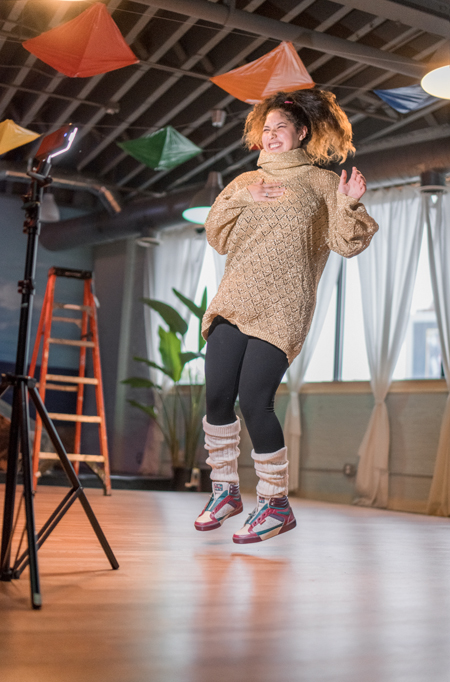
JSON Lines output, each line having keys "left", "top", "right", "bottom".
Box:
{"left": 421, "top": 43, "right": 450, "bottom": 100}
{"left": 211, "top": 109, "right": 226, "bottom": 128}
{"left": 182, "top": 171, "right": 223, "bottom": 225}
{"left": 421, "top": 65, "right": 450, "bottom": 100}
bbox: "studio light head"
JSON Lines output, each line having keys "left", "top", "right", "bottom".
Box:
{"left": 35, "top": 124, "right": 78, "bottom": 163}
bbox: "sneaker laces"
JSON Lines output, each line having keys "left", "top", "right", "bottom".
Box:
{"left": 244, "top": 496, "right": 268, "bottom": 525}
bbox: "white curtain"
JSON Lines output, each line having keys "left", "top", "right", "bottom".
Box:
{"left": 284, "top": 251, "right": 343, "bottom": 492}
{"left": 140, "top": 226, "right": 206, "bottom": 474}
{"left": 426, "top": 192, "right": 450, "bottom": 516}
{"left": 354, "top": 187, "right": 424, "bottom": 508}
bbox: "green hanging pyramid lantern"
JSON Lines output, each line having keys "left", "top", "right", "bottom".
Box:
{"left": 117, "top": 126, "right": 202, "bottom": 170}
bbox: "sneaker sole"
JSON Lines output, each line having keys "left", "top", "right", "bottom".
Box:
{"left": 194, "top": 503, "right": 243, "bottom": 532}
{"left": 232, "top": 518, "right": 297, "bottom": 544}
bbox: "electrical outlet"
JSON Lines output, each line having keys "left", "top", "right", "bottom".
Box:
{"left": 343, "top": 463, "right": 356, "bottom": 477}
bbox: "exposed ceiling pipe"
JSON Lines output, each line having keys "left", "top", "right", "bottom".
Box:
{"left": 138, "top": 0, "right": 426, "bottom": 79}
{"left": 39, "top": 187, "right": 197, "bottom": 251}
{"left": 0, "top": 163, "right": 122, "bottom": 214}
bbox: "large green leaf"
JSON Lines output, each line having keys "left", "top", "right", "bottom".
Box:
{"left": 141, "top": 298, "right": 188, "bottom": 336}
{"left": 128, "top": 399, "right": 158, "bottom": 420}
{"left": 122, "top": 377, "right": 161, "bottom": 390}
{"left": 159, "top": 328, "right": 182, "bottom": 382}
{"left": 133, "top": 356, "right": 173, "bottom": 378}
{"left": 173, "top": 287, "right": 208, "bottom": 353}
{"left": 179, "top": 352, "right": 203, "bottom": 366}
{"left": 172, "top": 288, "right": 204, "bottom": 320}
{"left": 199, "top": 288, "right": 208, "bottom": 351}
{"left": 200, "top": 287, "right": 207, "bottom": 315}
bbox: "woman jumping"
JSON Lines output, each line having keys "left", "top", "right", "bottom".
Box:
{"left": 195, "top": 89, "right": 379, "bottom": 544}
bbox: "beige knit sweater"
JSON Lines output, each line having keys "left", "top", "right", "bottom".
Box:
{"left": 202, "top": 148, "right": 379, "bottom": 364}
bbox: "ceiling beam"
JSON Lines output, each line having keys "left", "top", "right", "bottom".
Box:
{"left": 143, "top": 11, "right": 408, "bottom": 191}
{"left": 335, "top": 0, "right": 450, "bottom": 39}
{"left": 76, "top": 0, "right": 234, "bottom": 171}
{"left": 114, "top": 0, "right": 318, "bottom": 187}
{"left": 356, "top": 123, "right": 450, "bottom": 156}
{"left": 0, "top": 4, "right": 69, "bottom": 120}
{"left": 132, "top": 4, "right": 399, "bottom": 191}
{"left": 137, "top": 0, "right": 426, "bottom": 78}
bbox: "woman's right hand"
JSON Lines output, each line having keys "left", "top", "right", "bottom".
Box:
{"left": 247, "top": 178, "right": 286, "bottom": 202}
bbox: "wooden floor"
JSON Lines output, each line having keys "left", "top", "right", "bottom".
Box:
{"left": 1, "top": 486, "right": 450, "bottom": 682}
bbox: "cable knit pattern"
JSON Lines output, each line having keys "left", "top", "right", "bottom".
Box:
{"left": 203, "top": 416, "right": 241, "bottom": 483}
{"left": 252, "top": 447, "right": 289, "bottom": 498}
{"left": 202, "top": 148, "right": 379, "bottom": 364}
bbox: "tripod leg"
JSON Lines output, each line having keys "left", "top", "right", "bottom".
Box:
{"left": 1, "top": 386, "right": 21, "bottom": 581}
{"left": 29, "top": 387, "right": 119, "bottom": 570}
{"left": 18, "top": 383, "right": 41, "bottom": 609}
{"left": 0, "top": 380, "right": 9, "bottom": 400}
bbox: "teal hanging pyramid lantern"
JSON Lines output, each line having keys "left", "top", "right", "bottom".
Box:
{"left": 118, "top": 126, "right": 202, "bottom": 170}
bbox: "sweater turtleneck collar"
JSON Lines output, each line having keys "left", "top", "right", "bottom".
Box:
{"left": 257, "top": 147, "right": 311, "bottom": 173}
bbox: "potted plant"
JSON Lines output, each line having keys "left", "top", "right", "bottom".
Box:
{"left": 123, "top": 288, "right": 207, "bottom": 489}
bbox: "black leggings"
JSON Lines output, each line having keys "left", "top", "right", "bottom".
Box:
{"left": 205, "top": 317, "right": 289, "bottom": 453}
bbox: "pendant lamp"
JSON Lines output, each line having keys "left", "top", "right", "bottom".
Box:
{"left": 183, "top": 172, "right": 223, "bottom": 225}
{"left": 420, "top": 43, "right": 450, "bottom": 100}
{"left": 421, "top": 66, "right": 450, "bottom": 100}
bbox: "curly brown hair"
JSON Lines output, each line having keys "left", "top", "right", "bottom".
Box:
{"left": 243, "top": 89, "right": 355, "bottom": 165}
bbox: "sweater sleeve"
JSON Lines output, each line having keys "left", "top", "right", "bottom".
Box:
{"left": 204, "top": 176, "right": 255, "bottom": 255}
{"left": 325, "top": 173, "right": 379, "bottom": 258}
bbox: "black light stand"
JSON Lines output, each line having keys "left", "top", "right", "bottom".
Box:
{"left": 0, "top": 130, "right": 119, "bottom": 610}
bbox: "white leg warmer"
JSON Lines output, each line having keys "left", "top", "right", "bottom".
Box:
{"left": 252, "top": 447, "right": 289, "bottom": 498}
{"left": 203, "top": 416, "right": 240, "bottom": 484}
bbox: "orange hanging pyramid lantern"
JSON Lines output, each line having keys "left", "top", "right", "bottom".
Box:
{"left": 22, "top": 3, "right": 138, "bottom": 78}
{"left": 0, "top": 119, "right": 40, "bottom": 155}
{"left": 210, "top": 42, "right": 314, "bottom": 104}
{"left": 210, "top": 42, "right": 315, "bottom": 104}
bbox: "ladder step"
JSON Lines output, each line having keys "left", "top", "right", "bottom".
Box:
{"left": 52, "top": 316, "right": 83, "bottom": 327}
{"left": 46, "top": 374, "right": 98, "bottom": 385}
{"left": 37, "top": 382, "right": 78, "bottom": 392}
{"left": 54, "top": 302, "right": 92, "bottom": 312}
{"left": 48, "top": 413, "right": 102, "bottom": 423}
{"left": 39, "top": 452, "right": 104, "bottom": 463}
{"left": 49, "top": 338, "right": 95, "bottom": 348}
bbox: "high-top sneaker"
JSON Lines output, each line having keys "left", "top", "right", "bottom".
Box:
{"left": 194, "top": 482, "right": 243, "bottom": 531}
{"left": 232, "top": 495, "right": 296, "bottom": 544}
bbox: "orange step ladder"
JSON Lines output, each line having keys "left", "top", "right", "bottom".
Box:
{"left": 29, "top": 266, "right": 111, "bottom": 495}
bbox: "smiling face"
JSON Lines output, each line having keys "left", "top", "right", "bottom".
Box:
{"left": 261, "top": 109, "right": 307, "bottom": 153}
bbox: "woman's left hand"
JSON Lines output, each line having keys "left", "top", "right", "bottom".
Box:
{"left": 338, "top": 167, "right": 366, "bottom": 201}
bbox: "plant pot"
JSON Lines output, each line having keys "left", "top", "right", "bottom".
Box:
{"left": 171, "top": 466, "right": 211, "bottom": 492}
{"left": 199, "top": 468, "right": 211, "bottom": 492}
{"left": 171, "top": 466, "right": 192, "bottom": 491}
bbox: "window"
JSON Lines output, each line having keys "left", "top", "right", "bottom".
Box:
{"left": 341, "top": 256, "right": 370, "bottom": 381}
{"left": 181, "top": 206, "right": 443, "bottom": 384}
{"left": 303, "top": 284, "right": 337, "bottom": 383}
{"left": 393, "top": 227, "right": 442, "bottom": 380}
